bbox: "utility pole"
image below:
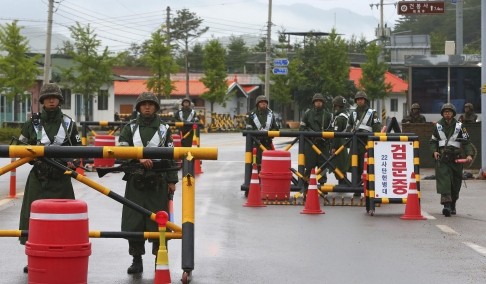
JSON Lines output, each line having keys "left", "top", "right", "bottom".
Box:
{"left": 166, "top": 6, "right": 171, "bottom": 100}
{"left": 166, "top": 7, "right": 171, "bottom": 47}
{"left": 43, "top": 0, "right": 54, "bottom": 85}
{"left": 264, "top": 0, "right": 272, "bottom": 101}
{"left": 481, "top": 0, "right": 486, "bottom": 177}
{"left": 374, "top": 0, "right": 389, "bottom": 124}
{"left": 35, "top": 0, "right": 54, "bottom": 113}
{"left": 456, "top": 0, "right": 464, "bottom": 54}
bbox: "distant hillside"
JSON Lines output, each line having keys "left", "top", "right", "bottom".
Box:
{"left": 19, "top": 26, "right": 70, "bottom": 53}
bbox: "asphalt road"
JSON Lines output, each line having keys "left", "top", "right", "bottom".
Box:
{"left": 1, "top": 132, "right": 486, "bottom": 283}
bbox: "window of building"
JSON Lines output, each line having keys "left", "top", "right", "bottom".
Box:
{"left": 411, "top": 66, "right": 480, "bottom": 113}
{"left": 390, "top": 98, "right": 398, "bottom": 112}
{"left": 61, "top": 88, "right": 72, "bottom": 110}
{"left": 98, "top": 90, "right": 108, "bottom": 110}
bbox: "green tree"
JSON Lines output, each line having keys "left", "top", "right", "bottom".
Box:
{"left": 347, "top": 35, "right": 368, "bottom": 53}
{"left": 287, "top": 30, "right": 350, "bottom": 112}
{"left": 170, "top": 9, "right": 209, "bottom": 98}
{"left": 143, "top": 29, "right": 178, "bottom": 99}
{"left": 430, "top": 32, "right": 446, "bottom": 54}
{"left": 0, "top": 21, "right": 41, "bottom": 121}
{"left": 188, "top": 43, "right": 204, "bottom": 72}
{"left": 252, "top": 37, "right": 267, "bottom": 52}
{"left": 61, "top": 22, "right": 115, "bottom": 121}
{"left": 359, "top": 42, "right": 392, "bottom": 103}
{"left": 200, "top": 39, "right": 227, "bottom": 113}
{"left": 114, "top": 43, "right": 147, "bottom": 67}
{"left": 319, "top": 29, "right": 350, "bottom": 100}
{"left": 287, "top": 36, "right": 320, "bottom": 111}
{"left": 227, "top": 36, "right": 249, "bottom": 73}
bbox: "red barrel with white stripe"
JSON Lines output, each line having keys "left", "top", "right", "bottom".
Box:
{"left": 26, "top": 199, "right": 91, "bottom": 284}
{"left": 93, "top": 135, "right": 116, "bottom": 168}
{"left": 259, "top": 150, "right": 292, "bottom": 200}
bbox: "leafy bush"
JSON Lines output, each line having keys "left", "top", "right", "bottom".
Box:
{"left": 0, "top": 127, "right": 21, "bottom": 144}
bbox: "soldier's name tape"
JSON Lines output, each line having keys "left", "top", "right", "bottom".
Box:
{"left": 30, "top": 212, "right": 89, "bottom": 220}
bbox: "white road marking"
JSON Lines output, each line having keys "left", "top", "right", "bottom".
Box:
{"left": 463, "top": 242, "right": 486, "bottom": 257}
{"left": 436, "top": 224, "right": 459, "bottom": 235}
{"left": 0, "top": 199, "right": 11, "bottom": 206}
{"left": 421, "top": 211, "right": 436, "bottom": 220}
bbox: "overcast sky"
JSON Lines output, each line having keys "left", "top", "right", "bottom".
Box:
{"left": 1, "top": 0, "right": 401, "bottom": 53}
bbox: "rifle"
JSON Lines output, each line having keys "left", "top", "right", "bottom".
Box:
{"left": 10, "top": 137, "right": 89, "bottom": 172}
{"left": 96, "top": 161, "right": 179, "bottom": 178}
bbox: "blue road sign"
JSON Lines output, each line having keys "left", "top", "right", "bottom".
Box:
{"left": 273, "top": 58, "right": 289, "bottom": 66}
{"left": 272, "top": 67, "right": 288, "bottom": 75}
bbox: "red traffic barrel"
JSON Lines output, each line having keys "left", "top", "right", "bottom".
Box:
{"left": 26, "top": 199, "right": 91, "bottom": 284}
{"left": 93, "top": 135, "right": 116, "bottom": 168}
{"left": 172, "top": 134, "right": 181, "bottom": 147}
{"left": 259, "top": 150, "right": 292, "bottom": 200}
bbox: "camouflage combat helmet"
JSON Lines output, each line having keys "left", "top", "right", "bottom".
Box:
{"left": 411, "top": 103, "right": 421, "bottom": 110}
{"left": 312, "top": 93, "right": 325, "bottom": 103}
{"left": 441, "top": 103, "right": 456, "bottom": 116}
{"left": 136, "top": 92, "right": 160, "bottom": 112}
{"left": 39, "top": 83, "right": 63, "bottom": 104}
{"left": 332, "top": 96, "right": 346, "bottom": 107}
{"left": 255, "top": 95, "right": 269, "bottom": 106}
{"left": 464, "top": 103, "right": 474, "bottom": 110}
{"left": 354, "top": 90, "right": 368, "bottom": 102}
{"left": 181, "top": 98, "right": 192, "bottom": 106}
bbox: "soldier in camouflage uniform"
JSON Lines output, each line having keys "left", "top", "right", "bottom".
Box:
{"left": 331, "top": 96, "right": 350, "bottom": 185}
{"left": 174, "top": 98, "right": 199, "bottom": 147}
{"left": 245, "top": 95, "right": 280, "bottom": 169}
{"left": 402, "top": 103, "right": 426, "bottom": 123}
{"left": 119, "top": 92, "right": 179, "bottom": 274}
{"left": 17, "top": 83, "right": 81, "bottom": 273}
{"left": 430, "top": 103, "right": 474, "bottom": 217}
{"left": 346, "top": 91, "right": 382, "bottom": 195}
{"left": 458, "top": 103, "right": 479, "bottom": 123}
{"left": 300, "top": 93, "right": 333, "bottom": 184}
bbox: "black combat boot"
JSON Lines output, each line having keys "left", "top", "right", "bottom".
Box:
{"left": 442, "top": 203, "right": 452, "bottom": 217}
{"left": 451, "top": 201, "right": 456, "bottom": 215}
{"left": 127, "top": 255, "right": 143, "bottom": 274}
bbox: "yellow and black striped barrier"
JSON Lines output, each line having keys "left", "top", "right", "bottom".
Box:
{"left": 0, "top": 145, "right": 215, "bottom": 281}
{"left": 241, "top": 130, "right": 417, "bottom": 205}
{"left": 0, "top": 230, "right": 182, "bottom": 240}
{"left": 0, "top": 145, "right": 217, "bottom": 161}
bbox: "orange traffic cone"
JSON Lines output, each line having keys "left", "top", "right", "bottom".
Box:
{"left": 75, "top": 159, "right": 85, "bottom": 176}
{"left": 301, "top": 168, "right": 324, "bottom": 214}
{"left": 154, "top": 211, "right": 171, "bottom": 284}
{"left": 244, "top": 164, "right": 266, "bottom": 207}
{"left": 400, "top": 172, "right": 426, "bottom": 220}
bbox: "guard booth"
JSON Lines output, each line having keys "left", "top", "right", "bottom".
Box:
{"left": 404, "top": 54, "right": 481, "bottom": 122}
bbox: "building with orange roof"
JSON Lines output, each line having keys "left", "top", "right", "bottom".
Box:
{"left": 112, "top": 67, "right": 263, "bottom": 121}
{"left": 349, "top": 67, "right": 408, "bottom": 121}
{"left": 111, "top": 66, "right": 409, "bottom": 125}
